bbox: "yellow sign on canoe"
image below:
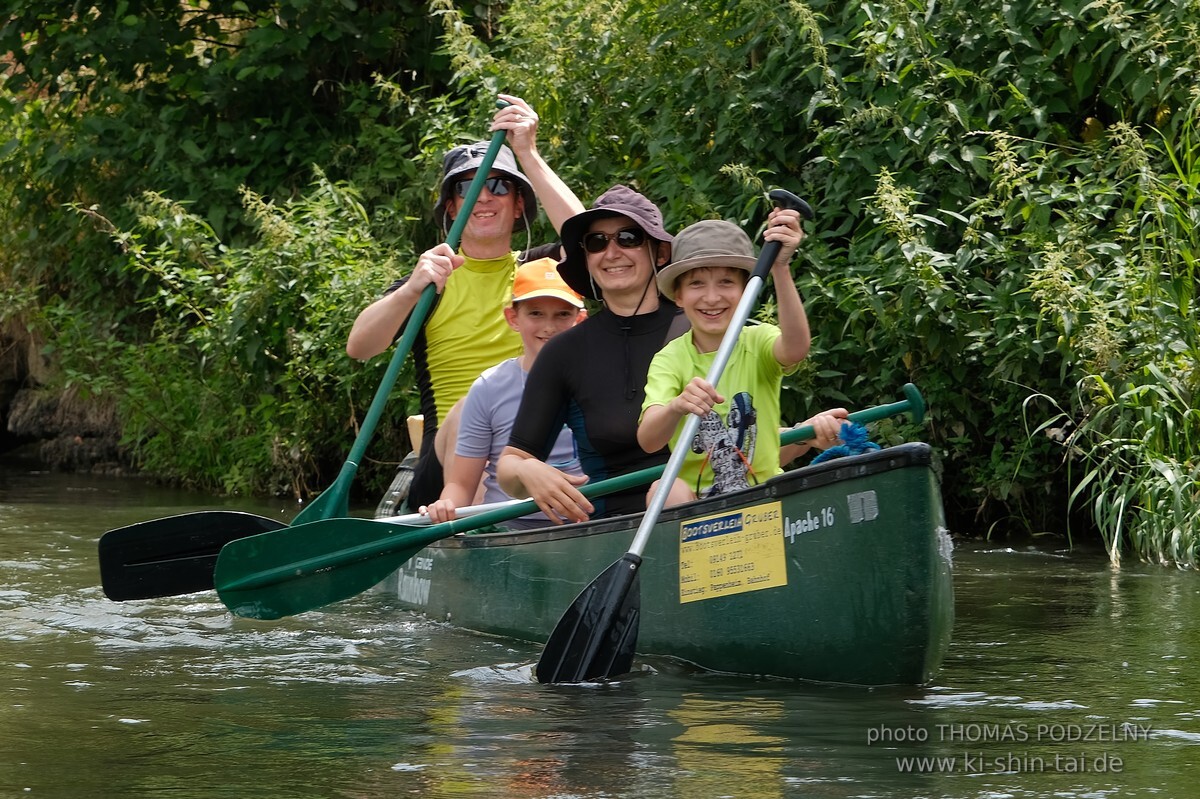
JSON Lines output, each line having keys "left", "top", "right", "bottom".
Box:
{"left": 678, "top": 501, "right": 787, "bottom": 604}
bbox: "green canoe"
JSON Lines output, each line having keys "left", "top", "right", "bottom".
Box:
{"left": 376, "top": 442, "right": 954, "bottom": 685}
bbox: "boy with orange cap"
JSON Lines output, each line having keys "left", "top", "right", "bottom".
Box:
{"left": 422, "top": 258, "right": 586, "bottom": 529}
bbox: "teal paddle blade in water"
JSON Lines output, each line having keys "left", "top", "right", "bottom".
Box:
{"left": 214, "top": 517, "right": 456, "bottom": 620}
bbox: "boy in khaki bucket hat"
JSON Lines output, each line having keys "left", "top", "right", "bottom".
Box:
{"left": 638, "top": 211, "right": 846, "bottom": 505}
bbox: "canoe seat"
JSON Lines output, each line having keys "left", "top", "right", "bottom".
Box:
{"left": 407, "top": 414, "right": 424, "bottom": 453}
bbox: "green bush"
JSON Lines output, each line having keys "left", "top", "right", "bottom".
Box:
{"left": 69, "top": 171, "right": 413, "bottom": 496}
{"left": 477, "top": 0, "right": 1200, "bottom": 552}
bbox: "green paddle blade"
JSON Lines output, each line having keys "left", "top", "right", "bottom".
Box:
{"left": 289, "top": 461, "right": 357, "bottom": 526}
{"left": 213, "top": 517, "right": 458, "bottom": 620}
{"left": 214, "top": 467, "right": 666, "bottom": 620}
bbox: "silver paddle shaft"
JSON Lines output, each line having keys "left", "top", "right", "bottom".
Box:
{"left": 377, "top": 498, "right": 522, "bottom": 527}
{"left": 628, "top": 272, "right": 768, "bottom": 556}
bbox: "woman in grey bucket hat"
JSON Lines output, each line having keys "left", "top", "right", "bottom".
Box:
{"left": 346, "top": 94, "right": 585, "bottom": 513}
{"left": 556, "top": 184, "right": 674, "bottom": 301}
{"left": 497, "top": 184, "right": 689, "bottom": 521}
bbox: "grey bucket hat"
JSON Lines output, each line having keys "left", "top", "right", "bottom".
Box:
{"left": 557, "top": 185, "right": 674, "bottom": 300}
{"left": 655, "top": 220, "right": 757, "bottom": 302}
{"left": 433, "top": 141, "right": 538, "bottom": 233}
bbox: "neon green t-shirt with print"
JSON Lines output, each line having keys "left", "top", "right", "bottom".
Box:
{"left": 641, "top": 324, "right": 797, "bottom": 497}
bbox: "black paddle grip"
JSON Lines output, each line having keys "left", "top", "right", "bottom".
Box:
{"left": 768, "top": 188, "right": 815, "bottom": 220}
{"left": 751, "top": 188, "right": 815, "bottom": 281}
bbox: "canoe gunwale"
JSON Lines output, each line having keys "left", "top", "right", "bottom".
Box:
{"left": 434, "top": 442, "right": 935, "bottom": 551}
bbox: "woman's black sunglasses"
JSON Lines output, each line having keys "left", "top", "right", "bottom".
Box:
{"left": 454, "top": 176, "right": 514, "bottom": 198}
{"left": 582, "top": 227, "right": 647, "bottom": 254}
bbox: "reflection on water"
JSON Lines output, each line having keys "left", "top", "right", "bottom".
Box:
{"left": 668, "top": 695, "right": 788, "bottom": 798}
{"left": 2, "top": 460, "right": 1199, "bottom": 798}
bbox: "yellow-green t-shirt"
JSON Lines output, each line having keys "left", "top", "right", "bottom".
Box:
{"left": 640, "top": 324, "right": 797, "bottom": 497}
{"left": 423, "top": 252, "right": 523, "bottom": 424}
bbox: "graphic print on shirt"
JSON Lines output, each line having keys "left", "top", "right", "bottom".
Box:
{"left": 689, "top": 391, "right": 757, "bottom": 497}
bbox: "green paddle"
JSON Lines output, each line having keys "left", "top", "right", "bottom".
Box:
{"left": 290, "top": 106, "right": 510, "bottom": 525}
{"left": 213, "top": 385, "right": 924, "bottom": 620}
{"left": 215, "top": 465, "right": 661, "bottom": 619}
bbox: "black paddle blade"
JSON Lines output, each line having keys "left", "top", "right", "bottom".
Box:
{"left": 99, "top": 511, "right": 288, "bottom": 601}
{"left": 536, "top": 553, "right": 642, "bottom": 684}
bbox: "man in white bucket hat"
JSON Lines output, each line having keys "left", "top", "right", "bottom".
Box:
{"left": 346, "top": 94, "right": 584, "bottom": 511}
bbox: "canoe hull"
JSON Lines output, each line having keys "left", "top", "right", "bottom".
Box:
{"left": 380, "top": 442, "right": 953, "bottom": 684}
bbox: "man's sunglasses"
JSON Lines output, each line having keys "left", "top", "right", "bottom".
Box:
{"left": 581, "top": 227, "right": 647, "bottom": 254}
{"left": 454, "top": 176, "right": 514, "bottom": 198}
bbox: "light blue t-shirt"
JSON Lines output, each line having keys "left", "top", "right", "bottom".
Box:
{"left": 456, "top": 357, "right": 581, "bottom": 529}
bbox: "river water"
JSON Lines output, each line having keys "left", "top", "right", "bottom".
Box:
{"left": 2, "top": 456, "right": 1198, "bottom": 798}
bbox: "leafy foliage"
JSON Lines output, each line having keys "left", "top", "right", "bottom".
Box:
{"left": 3, "top": 0, "right": 1199, "bottom": 563}
{"left": 478, "top": 0, "right": 1200, "bottom": 557}
{"left": 0, "top": 1, "right": 446, "bottom": 311}
{"left": 73, "top": 172, "right": 408, "bottom": 496}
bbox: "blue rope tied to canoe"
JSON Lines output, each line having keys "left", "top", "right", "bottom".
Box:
{"left": 810, "top": 422, "right": 880, "bottom": 464}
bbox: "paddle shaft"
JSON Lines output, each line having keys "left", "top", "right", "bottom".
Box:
{"left": 292, "top": 103, "right": 510, "bottom": 524}
{"left": 780, "top": 383, "right": 925, "bottom": 446}
{"left": 380, "top": 498, "right": 523, "bottom": 526}
{"left": 220, "top": 463, "right": 662, "bottom": 592}
{"left": 536, "top": 191, "right": 813, "bottom": 681}
{"left": 628, "top": 189, "right": 810, "bottom": 558}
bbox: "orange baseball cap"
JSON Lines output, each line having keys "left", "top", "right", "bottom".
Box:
{"left": 511, "top": 257, "right": 585, "bottom": 308}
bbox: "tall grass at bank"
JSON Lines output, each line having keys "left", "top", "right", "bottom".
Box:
{"left": 1073, "top": 374, "right": 1199, "bottom": 567}
{"left": 1033, "top": 114, "right": 1200, "bottom": 567}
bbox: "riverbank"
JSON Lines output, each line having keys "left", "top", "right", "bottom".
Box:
{"left": 1, "top": 318, "right": 126, "bottom": 473}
